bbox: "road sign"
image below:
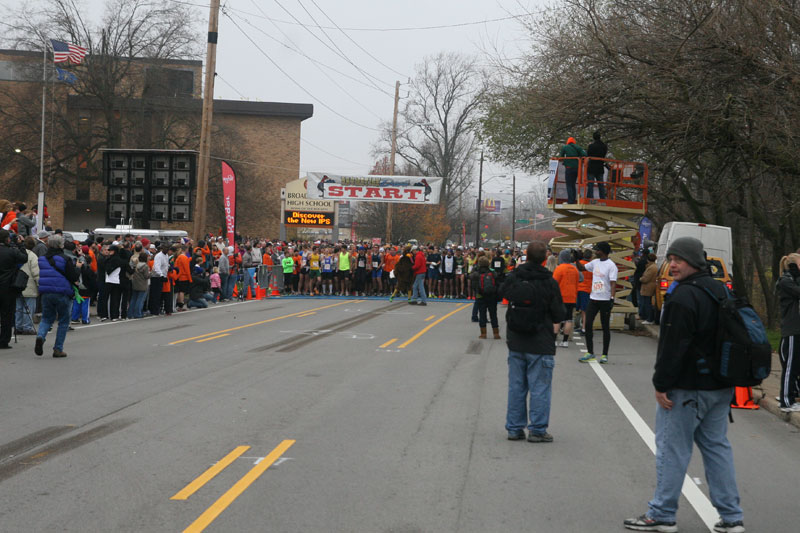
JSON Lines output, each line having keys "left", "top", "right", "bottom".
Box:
{"left": 515, "top": 219, "right": 529, "bottom": 224}
{"left": 481, "top": 232, "right": 487, "bottom": 238}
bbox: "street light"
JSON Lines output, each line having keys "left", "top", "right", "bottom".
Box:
{"left": 14, "top": 148, "right": 21, "bottom": 153}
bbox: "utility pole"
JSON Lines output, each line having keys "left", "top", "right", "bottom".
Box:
{"left": 475, "top": 151, "right": 484, "bottom": 247}
{"left": 511, "top": 173, "right": 516, "bottom": 243}
{"left": 385, "top": 80, "right": 400, "bottom": 244}
{"left": 193, "top": 0, "right": 221, "bottom": 240}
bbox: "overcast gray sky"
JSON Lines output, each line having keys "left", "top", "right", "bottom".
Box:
{"left": 5, "top": 0, "right": 547, "bottom": 195}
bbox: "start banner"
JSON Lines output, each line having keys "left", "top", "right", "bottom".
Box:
{"left": 221, "top": 161, "right": 236, "bottom": 245}
{"left": 306, "top": 172, "right": 443, "bottom": 204}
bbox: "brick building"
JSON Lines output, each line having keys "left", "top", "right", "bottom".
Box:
{"left": 0, "top": 49, "right": 312, "bottom": 237}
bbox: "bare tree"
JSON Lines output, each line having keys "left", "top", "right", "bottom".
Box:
{"left": 375, "top": 52, "right": 485, "bottom": 218}
{"left": 0, "top": 0, "right": 201, "bottom": 197}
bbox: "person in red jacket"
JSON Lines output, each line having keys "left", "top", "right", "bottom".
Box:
{"left": 410, "top": 245, "right": 428, "bottom": 306}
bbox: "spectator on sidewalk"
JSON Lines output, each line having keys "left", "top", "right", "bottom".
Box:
{"left": 638, "top": 253, "right": 658, "bottom": 325}
{"left": 624, "top": 236, "right": 745, "bottom": 533}
{"left": 35, "top": 234, "right": 79, "bottom": 358}
{"left": 776, "top": 252, "right": 800, "bottom": 413}
{"left": 0, "top": 230, "right": 28, "bottom": 348}
{"left": 15, "top": 236, "right": 39, "bottom": 335}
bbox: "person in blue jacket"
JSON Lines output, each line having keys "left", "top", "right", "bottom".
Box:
{"left": 35, "top": 234, "right": 80, "bottom": 358}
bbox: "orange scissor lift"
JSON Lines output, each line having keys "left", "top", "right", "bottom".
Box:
{"left": 548, "top": 157, "right": 649, "bottom": 329}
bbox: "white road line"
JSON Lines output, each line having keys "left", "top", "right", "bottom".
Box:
{"left": 587, "top": 361, "right": 718, "bottom": 532}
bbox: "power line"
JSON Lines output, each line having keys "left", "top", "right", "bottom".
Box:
{"left": 170, "top": 1, "right": 533, "bottom": 32}
{"left": 270, "top": 0, "right": 392, "bottom": 92}
{"left": 211, "top": 75, "right": 372, "bottom": 169}
{"left": 307, "top": 0, "right": 407, "bottom": 78}
{"left": 232, "top": 10, "right": 392, "bottom": 97}
{"left": 301, "top": 137, "right": 371, "bottom": 168}
{"left": 243, "top": 2, "right": 388, "bottom": 116}
{"left": 223, "top": 13, "right": 381, "bottom": 132}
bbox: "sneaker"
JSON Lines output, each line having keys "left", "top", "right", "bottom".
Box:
{"left": 408, "top": 301, "right": 418, "bottom": 305}
{"left": 623, "top": 514, "right": 678, "bottom": 532}
{"left": 579, "top": 329, "right": 586, "bottom": 335}
{"left": 70, "top": 319, "right": 80, "bottom": 324}
{"left": 34, "top": 337, "right": 44, "bottom": 356}
{"left": 579, "top": 353, "right": 596, "bottom": 363}
{"left": 526, "top": 432, "right": 553, "bottom": 443}
{"left": 642, "top": 320, "right": 654, "bottom": 325}
{"left": 389, "top": 295, "right": 394, "bottom": 302}
{"left": 507, "top": 431, "right": 525, "bottom": 441}
{"left": 561, "top": 340, "right": 570, "bottom": 348}
{"left": 418, "top": 302, "right": 427, "bottom": 306}
{"left": 779, "top": 403, "right": 800, "bottom": 413}
{"left": 599, "top": 354, "right": 608, "bottom": 364}
{"left": 52, "top": 349, "right": 67, "bottom": 358}
{"left": 100, "top": 317, "right": 109, "bottom": 322}
{"left": 713, "top": 519, "right": 745, "bottom": 533}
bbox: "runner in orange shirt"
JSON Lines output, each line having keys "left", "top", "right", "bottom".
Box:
{"left": 553, "top": 249, "right": 581, "bottom": 347}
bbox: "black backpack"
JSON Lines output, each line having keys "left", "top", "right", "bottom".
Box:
{"left": 689, "top": 281, "right": 772, "bottom": 387}
{"left": 504, "top": 277, "right": 551, "bottom": 334}
{"left": 479, "top": 271, "right": 497, "bottom": 297}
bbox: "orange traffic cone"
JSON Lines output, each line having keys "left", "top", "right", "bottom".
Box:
{"left": 256, "top": 287, "right": 267, "bottom": 300}
{"left": 270, "top": 282, "right": 280, "bottom": 297}
{"left": 232, "top": 285, "right": 238, "bottom": 298}
{"left": 731, "top": 386, "right": 759, "bottom": 409}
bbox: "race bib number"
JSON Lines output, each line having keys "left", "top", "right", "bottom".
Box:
{"left": 372, "top": 261, "right": 379, "bottom": 268}
{"left": 311, "top": 261, "right": 319, "bottom": 268}
{"left": 456, "top": 266, "right": 463, "bottom": 275}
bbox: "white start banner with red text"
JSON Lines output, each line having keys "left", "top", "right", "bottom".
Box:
{"left": 306, "top": 173, "right": 443, "bottom": 204}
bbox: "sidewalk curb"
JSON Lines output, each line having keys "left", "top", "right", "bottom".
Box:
{"left": 640, "top": 324, "right": 800, "bottom": 430}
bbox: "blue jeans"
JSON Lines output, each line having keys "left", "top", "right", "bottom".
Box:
{"left": 37, "top": 293, "right": 72, "bottom": 351}
{"left": 565, "top": 166, "right": 578, "bottom": 204}
{"left": 506, "top": 352, "right": 555, "bottom": 434}
{"left": 188, "top": 298, "right": 208, "bottom": 309}
{"left": 242, "top": 268, "right": 257, "bottom": 298}
{"left": 638, "top": 292, "right": 654, "bottom": 322}
{"left": 71, "top": 297, "right": 91, "bottom": 323}
{"left": 16, "top": 296, "right": 37, "bottom": 331}
{"left": 219, "top": 273, "right": 229, "bottom": 300}
{"left": 586, "top": 171, "right": 606, "bottom": 199}
{"left": 224, "top": 273, "right": 238, "bottom": 301}
{"left": 412, "top": 273, "right": 427, "bottom": 303}
{"left": 128, "top": 290, "right": 146, "bottom": 318}
{"left": 648, "top": 388, "right": 742, "bottom": 523}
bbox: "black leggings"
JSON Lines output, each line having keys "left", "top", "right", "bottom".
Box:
{"left": 585, "top": 299, "right": 613, "bottom": 356}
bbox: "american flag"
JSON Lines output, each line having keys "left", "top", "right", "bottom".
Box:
{"left": 50, "top": 39, "right": 87, "bottom": 64}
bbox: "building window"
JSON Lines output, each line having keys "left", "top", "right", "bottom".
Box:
{"left": 143, "top": 67, "right": 194, "bottom": 98}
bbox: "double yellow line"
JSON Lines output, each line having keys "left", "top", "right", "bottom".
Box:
{"left": 172, "top": 440, "right": 295, "bottom": 533}
{"left": 168, "top": 300, "right": 358, "bottom": 345}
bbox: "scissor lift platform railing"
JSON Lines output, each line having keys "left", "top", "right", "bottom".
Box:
{"left": 548, "top": 157, "right": 649, "bottom": 329}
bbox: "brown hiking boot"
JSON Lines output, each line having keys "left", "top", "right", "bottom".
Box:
{"left": 493, "top": 327, "right": 501, "bottom": 339}
{"left": 479, "top": 327, "right": 487, "bottom": 339}
{"left": 52, "top": 349, "right": 67, "bottom": 358}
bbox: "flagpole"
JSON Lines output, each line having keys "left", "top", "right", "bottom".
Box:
{"left": 36, "top": 40, "right": 47, "bottom": 234}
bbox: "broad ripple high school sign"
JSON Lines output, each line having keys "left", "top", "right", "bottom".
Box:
{"left": 306, "top": 173, "right": 443, "bottom": 204}
{"left": 283, "top": 178, "right": 335, "bottom": 213}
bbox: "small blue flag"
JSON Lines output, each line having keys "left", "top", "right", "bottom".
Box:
{"left": 55, "top": 67, "right": 77, "bottom": 84}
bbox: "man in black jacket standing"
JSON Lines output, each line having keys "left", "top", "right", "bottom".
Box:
{"left": 0, "top": 230, "right": 28, "bottom": 348}
{"left": 586, "top": 131, "right": 608, "bottom": 200}
{"left": 499, "top": 241, "right": 565, "bottom": 443}
{"left": 624, "top": 237, "right": 744, "bottom": 533}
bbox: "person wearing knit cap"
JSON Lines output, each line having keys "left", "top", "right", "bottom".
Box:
{"left": 559, "top": 137, "right": 587, "bottom": 204}
{"left": 624, "top": 236, "right": 745, "bottom": 533}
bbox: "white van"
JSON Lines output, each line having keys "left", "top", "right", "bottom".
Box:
{"left": 655, "top": 222, "right": 732, "bottom": 274}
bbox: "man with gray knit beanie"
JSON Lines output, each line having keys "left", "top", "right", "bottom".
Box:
{"left": 624, "top": 236, "right": 745, "bottom": 533}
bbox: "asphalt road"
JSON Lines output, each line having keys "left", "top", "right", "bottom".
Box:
{"left": 0, "top": 297, "right": 797, "bottom": 533}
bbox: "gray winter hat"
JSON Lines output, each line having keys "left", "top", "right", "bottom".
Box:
{"left": 666, "top": 237, "right": 706, "bottom": 269}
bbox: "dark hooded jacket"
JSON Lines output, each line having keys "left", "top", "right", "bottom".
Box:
{"left": 393, "top": 253, "right": 414, "bottom": 293}
{"left": 776, "top": 270, "right": 800, "bottom": 338}
{"left": 499, "top": 261, "right": 565, "bottom": 355}
{"left": 653, "top": 271, "right": 728, "bottom": 392}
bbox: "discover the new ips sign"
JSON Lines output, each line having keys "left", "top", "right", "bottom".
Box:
{"left": 284, "top": 211, "right": 333, "bottom": 227}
